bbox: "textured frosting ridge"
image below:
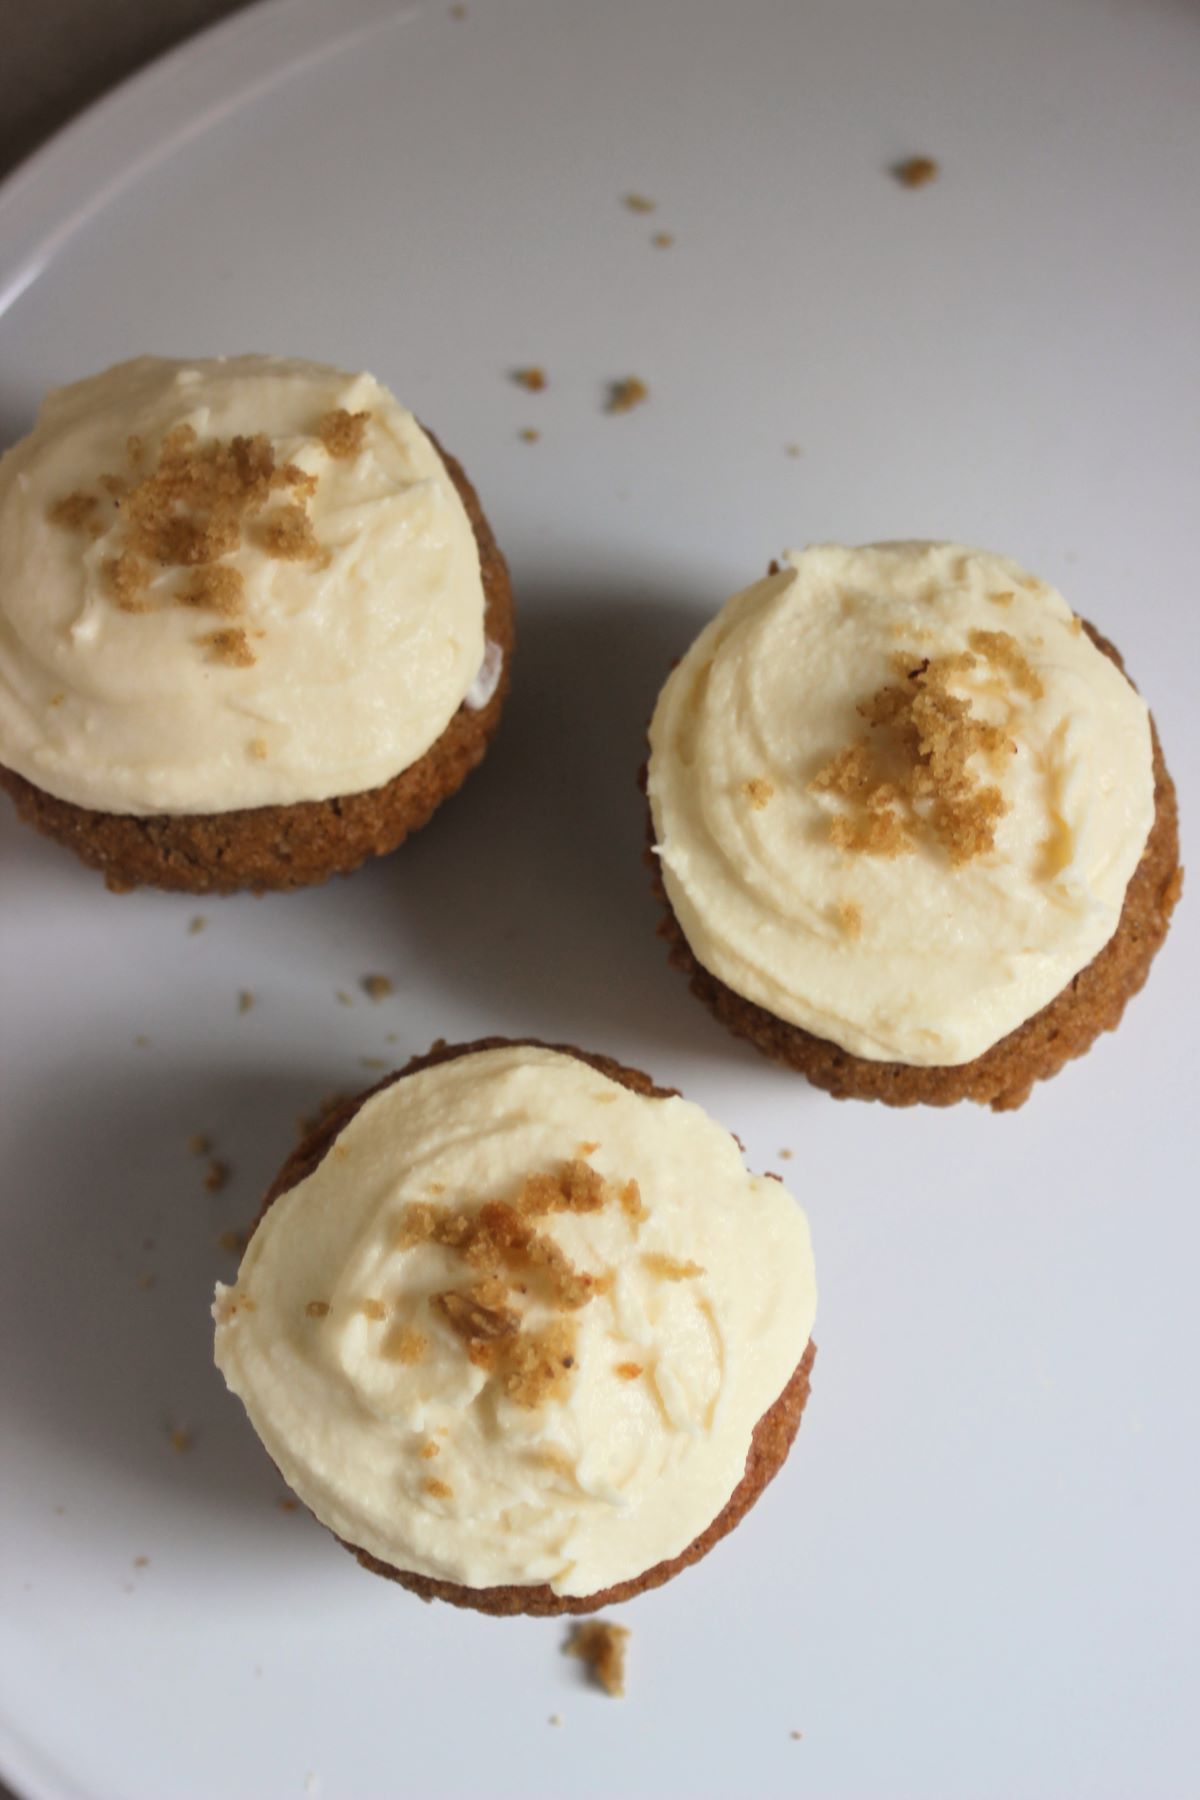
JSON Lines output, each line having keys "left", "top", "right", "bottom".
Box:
{"left": 213, "top": 1045, "right": 816, "bottom": 1598}
{"left": 647, "top": 542, "right": 1155, "bottom": 1066}
{"left": 0, "top": 355, "right": 487, "bottom": 814}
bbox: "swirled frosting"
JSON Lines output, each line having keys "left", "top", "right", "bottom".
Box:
{"left": 0, "top": 355, "right": 487, "bottom": 814}
{"left": 647, "top": 543, "right": 1155, "bottom": 1066}
{"left": 213, "top": 1044, "right": 816, "bottom": 1598}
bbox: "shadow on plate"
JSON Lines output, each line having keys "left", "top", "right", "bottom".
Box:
{"left": 355, "top": 578, "right": 746, "bottom": 1067}
{"left": 1, "top": 1053, "right": 349, "bottom": 1557}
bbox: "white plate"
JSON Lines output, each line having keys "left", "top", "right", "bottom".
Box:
{"left": 1, "top": 1, "right": 1197, "bottom": 1795}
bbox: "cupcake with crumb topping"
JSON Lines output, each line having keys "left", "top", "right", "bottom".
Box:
{"left": 0, "top": 354, "right": 512, "bottom": 893}
{"left": 646, "top": 542, "right": 1180, "bottom": 1109}
{"left": 213, "top": 1038, "right": 817, "bottom": 1615}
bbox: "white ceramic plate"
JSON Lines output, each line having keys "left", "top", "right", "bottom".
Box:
{"left": 1, "top": 1, "right": 1197, "bottom": 1795}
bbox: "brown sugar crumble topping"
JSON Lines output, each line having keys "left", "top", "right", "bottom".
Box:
{"left": 614, "top": 1361, "right": 643, "bottom": 1381}
{"left": 641, "top": 1251, "right": 704, "bottom": 1281}
{"left": 46, "top": 409, "right": 372, "bottom": 658}
{"left": 197, "top": 626, "right": 255, "bottom": 668}
{"left": 178, "top": 564, "right": 244, "bottom": 616}
{"left": 809, "top": 642, "right": 1039, "bottom": 864}
{"left": 305, "top": 1299, "right": 331, "bottom": 1319}
{"left": 607, "top": 377, "right": 649, "bottom": 415}
{"left": 392, "top": 1158, "right": 644, "bottom": 1410}
{"left": 383, "top": 1322, "right": 428, "bottom": 1365}
{"left": 316, "top": 409, "right": 369, "bottom": 459}
{"left": 424, "top": 1477, "right": 453, "bottom": 1500}
{"left": 894, "top": 155, "right": 939, "bottom": 188}
{"left": 567, "top": 1620, "right": 630, "bottom": 1697}
{"left": 258, "top": 503, "right": 322, "bottom": 563}
{"left": 47, "top": 491, "right": 100, "bottom": 532}
{"left": 834, "top": 900, "right": 863, "bottom": 939}
{"left": 419, "top": 1441, "right": 440, "bottom": 1460}
{"left": 742, "top": 777, "right": 774, "bottom": 810}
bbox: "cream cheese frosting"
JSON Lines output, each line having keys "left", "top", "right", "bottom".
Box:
{"left": 213, "top": 1045, "right": 816, "bottom": 1598}
{"left": 0, "top": 355, "right": 488, "bottom": 814}
{"left": 647, "top": 542, "right": 1155, "bottom": 1067}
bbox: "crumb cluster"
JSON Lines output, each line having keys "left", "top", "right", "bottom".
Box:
{"left": 567, "top": 1619, "right": 630, "bottom": 1697}
{"left": 512, "top": 367, "right": 547, "bottom": 392}
{"left": 810, "top": 635, "right": 1043, "bottom": 864}
{"left": 46, "top": 404, "right": 373, "bottom": 662}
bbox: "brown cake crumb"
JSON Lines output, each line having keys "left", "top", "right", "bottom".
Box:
{"left": 238, "top": 989, "right": 255, "bottom": 1014}
{"left": 103, "top": 551, "right": 154, "bottom": 612}
{"left": 177, "top": 564, "right": 244, "bottom": 616}
{"left": 894, "top": 155, "right": 939, "bottom": 187}
{"left": 358, "top": 1298, "right": 388, "bottom": 1321}
{"left": 513, "top": 367, "right": 547, "bottom": 392}
{"left": 641, "top": 1252, "right": 704, "bottom": 1281}
{"left": 188, "top": 914, "right": 207, "bottom": 934}
{"left": 968, "top": 628, "right": 1044, "bottom": 699}
{"left": 623, "top": 193, "right": 656, "bottom": 213}
{"left": 811, "top": 649, "right": 1013, "bottom": 864}
{"left": 203, "top": 1158, "right": 230, "bottom": 1193}
{"left": 361, "top": 974, "right": 393, "bottom": 1002}
{"left": 48, "top": 491, "right": 100, "bottom": 531}
{"left": 169, "top": 1427, "right": 193, "bottom": 1454}
{"left": 197, "top": 626, "right": 256, "bottom": 668}
{"left": 518, "top": 427, "right": 541, "bottom": 444}
{"left": 316, "top": 409, "right": 369, "bottom": 459}
{"left": 607, "top": 377, "right": 649, "bottom": 415}
{"left": 424, "top": 1478, "right": 453, "bottom": 1500}
{"left": 259, "top": 504, "right": 321, "bottom": 562}
{"left": 217, "top": 1228, "right": 248, "bottom": 1254}
{"left": 419, "top": 1441, "right": 440, "bottom": 1459}
{"left": 187, "top": 1133, "right": 211, "bottom": 1156}
{"left": 278, "top": 1497, "right": 299, "bottom": 1512}
{"left": 778, "top": 1148, "right": 794, "bottom": 1160}
{"left": 651, "top": 231, "right": 674, "bottom": 248}
{"left": 567, "top": 1620, "right": 629, "bottom": 1697}
{"left": 383, "top": 1322, "right": 427, "bottom": 1364}
{"left": 305, "top": 1300, "right": 330, "bottom": 1319}
{"left": 742, "top": 777, "right": 774, "bottom": 810}
{"left": 834, "top": 900, "right": 863, "bottom": 939}
{"left": 133, "top": 1556, "right": 150, "bottom": 1569}
{"left": 614, "top": 1361, "right": 643, "bottom": 1381}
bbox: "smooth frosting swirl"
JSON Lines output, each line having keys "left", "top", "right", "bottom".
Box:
{"left": 0, "top": 355, "right": 487, "bottom": 814}
{"left": 213, "top": 1045, "right": 816, "bottom": 1598}
{"left": 647, "top": 542, "right": 1155, "bottom": 1066}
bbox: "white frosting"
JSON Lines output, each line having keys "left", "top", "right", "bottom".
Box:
{"left": 0, "top": 355, "right": 487, "bottom": 814}
{"left": 648, "top": 543, "right": 1155, "bottom": 1066}
{"left": 213, "top": 1045, "right": 816, "bottom": 1598}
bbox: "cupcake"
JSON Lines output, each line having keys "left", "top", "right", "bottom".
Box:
{"left": 646, "top": 542, "right": 1181, "bottom": 1110}
{"left": 213, "top": 1039, "right": 817, "bottom": 1615}
{"left": 0, "top": 355, "right": 512, "bottom": 893}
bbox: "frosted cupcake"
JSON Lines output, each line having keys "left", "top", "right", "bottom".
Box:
{"left": 214, "top": 1039, "right": 817, "bottom": 1615}
{"left": 0, "top": 355, "right": 512, "bottom": 892}
{"left": 646, "top": 542, "right": 1180, "bottom": 1109}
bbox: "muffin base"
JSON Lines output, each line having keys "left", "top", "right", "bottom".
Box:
{"left": 0, "top": 442, "right": 513, "bottom": 895}
{"left": 257, "top": 1035, "right": 817, "bottom": 1616}
{"left": 646, "top": 626, "right": 1182, "bottom": 1111}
